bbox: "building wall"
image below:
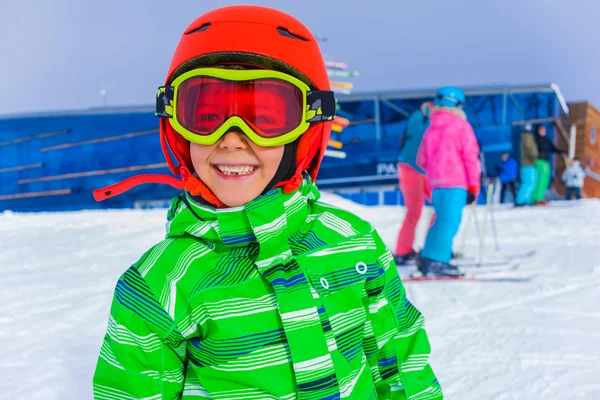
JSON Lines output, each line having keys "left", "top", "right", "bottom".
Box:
{"left": 564, "top": 102, "right": 600, "bottom": 198}
{"left": 0, "top": 86, "right": 568, "bottom": 211}
{"left": 0, "top": 108, "right": 180, "bottom": 211}
{"left": 554, "top": 107, "right": 577, "bottom": 196}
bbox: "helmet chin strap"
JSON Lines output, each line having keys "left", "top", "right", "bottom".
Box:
{"left": 262, "top": 138, "right": 299, "bottom": 195}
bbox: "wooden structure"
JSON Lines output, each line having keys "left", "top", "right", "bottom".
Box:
{"left": 555, "top": 102, "right": 600, "bottom": 198}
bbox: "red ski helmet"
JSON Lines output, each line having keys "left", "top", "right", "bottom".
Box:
{"left": 161, "top": 5, "right": 332, "bottom": 197}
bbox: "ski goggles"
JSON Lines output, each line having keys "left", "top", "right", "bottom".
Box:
{"left": 155, "top": 68, "right": 336, "bottom": 147}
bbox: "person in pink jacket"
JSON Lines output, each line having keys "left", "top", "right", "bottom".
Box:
{"left": 416, "top": 86, "right": 481, "bottom": 276}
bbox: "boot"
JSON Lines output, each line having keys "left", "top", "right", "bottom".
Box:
{"left": 417, "top": 257, "right": 463, "bottom": 277}
{"left": 394, "top": 249, "right": 417, "bottom": 265}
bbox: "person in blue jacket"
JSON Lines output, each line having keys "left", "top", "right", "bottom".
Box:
{"left": 495, "top": 153, "right": 519, "bottom": 203}
{"left": 394, "top": 101, "right": 432, "bottom": 264}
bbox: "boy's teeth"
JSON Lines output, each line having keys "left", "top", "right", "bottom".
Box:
{"left": 216, "top": 165, "right": 256, "bottom": 175}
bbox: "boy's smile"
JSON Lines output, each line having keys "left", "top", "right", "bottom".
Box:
{"left": 212, "top": 164, "right": 258, "bottom": 178}
{"left": 190, "top": 130, "right": 285, "bottom": 207}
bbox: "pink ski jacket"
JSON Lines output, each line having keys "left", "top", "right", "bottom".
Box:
{"left": 417, "top": 107, "right": 481, "bottom": 191}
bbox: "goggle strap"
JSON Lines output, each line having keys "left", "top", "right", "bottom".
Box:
{"left": 160, "top": 119, "right": 181, "bottom": 175}
{"left": 93, "top": 173, "right": 185, "bottom": 202}
{"left": 306, "top": 90, "right": 336, "bottom": 122}
{"left": 156, "top": 86, "right": 175, "bottom": 118}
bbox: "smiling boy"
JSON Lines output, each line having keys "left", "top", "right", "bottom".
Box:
{"left": 92, "top": 6, "right": 441, "bottom": 399}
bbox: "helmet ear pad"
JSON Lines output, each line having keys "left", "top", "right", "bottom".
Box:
{"left": 162, "top": 118, "right": 193, "bottom": 177}
{"left": 280, "top": 121, "right": 331, "bottom": 193}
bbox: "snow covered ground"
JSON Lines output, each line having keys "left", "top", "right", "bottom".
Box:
{"left": 1, "top": 196, "right": 599, "bottom": 399}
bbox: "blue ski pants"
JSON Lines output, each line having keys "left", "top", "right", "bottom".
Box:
{"left": 515, "top": 166, "right": 538, "bottom": 205}
{"left": 421, "top": 188, "right": 467, "bottom": 264}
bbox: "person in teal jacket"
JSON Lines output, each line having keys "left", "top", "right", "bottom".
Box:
{"left": 394, "top": 102, "right": 432, "bottom": 264}
{"left": 92, "top": 6, "right": 442, "bottom": 399}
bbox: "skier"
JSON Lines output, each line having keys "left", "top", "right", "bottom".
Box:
{"left": 515, "top": 124, "right": 538, "bottom": 207}
{"left": 562, "top": 157, "right": 586, "bottom": 200}
{"left": 496, "top": 153, "right": 518, "bottom": 204}
{"left": 416, "top": 86, "right": 481, "bottom": 276}
{"left": 394, "top": 101, "right": 432, "bottom": 265}
{"left": 531, "top": 124, "right": 567, "bottom": 205}
{"left": 91, "top": 6, "right": 441, "bottom": 399}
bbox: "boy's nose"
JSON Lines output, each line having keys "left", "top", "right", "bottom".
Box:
{"left": 219, "top": 129, "right": 248, "bottom": 151}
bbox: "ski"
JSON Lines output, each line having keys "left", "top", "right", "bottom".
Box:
{"left": 398, "top": 249, "right": 536, "bottom": 267}
{"left": 401, "top": 274, "right": 534, "bottom": 283}
{"left": 505, "top": 249, "right": 537, "bottom": 260}
{"left": 397, "top": 261, "right": 532, "bottom": 282}
{"left": 454, "top": 249, "right": 537, "bottom": 264}
{"left": 397, "top": 260, "right": 521, "bottom": 271}
{"left": 458, "top": 262, "right": 520, "bottom": 275}
{"left": 453, "top": 260, "right": 520, "bottom": 268}
{"left": 396, "top": 263, "right": 520, "bottom": 277}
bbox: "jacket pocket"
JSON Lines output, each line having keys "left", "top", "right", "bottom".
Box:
{"left": 298, "top": 247, "right": 378, "bottom": 364}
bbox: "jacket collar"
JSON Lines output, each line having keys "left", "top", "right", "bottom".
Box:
{"left": 165, "top": 174, "right": 320, "bottom": 247}
{"left": 431, "top": 105, "right": 467, "bottom": 120}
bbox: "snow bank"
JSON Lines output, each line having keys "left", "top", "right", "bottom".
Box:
{"left": 1, "top": 198, "right": 599, "bottom": 399}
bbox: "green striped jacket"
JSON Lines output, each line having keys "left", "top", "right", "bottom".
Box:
{"left": 93, "top": 178, "right": 442, "bottom": 399}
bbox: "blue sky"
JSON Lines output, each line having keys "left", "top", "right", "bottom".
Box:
{"left": 2, "top": 0, "right": 599, "bottom": 114}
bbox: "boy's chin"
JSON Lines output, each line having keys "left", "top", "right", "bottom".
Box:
{"left": 214, "top": 187, "right": 265, "bottom": 208}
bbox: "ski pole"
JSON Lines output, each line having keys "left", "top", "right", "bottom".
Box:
{"left": 472, "top": 201, "right": 481, "bottom": 238}
{"left": 457, "top": 202, "right": 476, "bottom": 260}
{"left": 478, "top": 184, "right": 494, "bottom": 265}
{"left": 488, "top": 182, "right": 501, "bottom": 252}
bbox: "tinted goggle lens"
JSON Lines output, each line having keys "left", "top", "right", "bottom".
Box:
{"left": 177, "top": 77, "right": 303, "bottom": 138}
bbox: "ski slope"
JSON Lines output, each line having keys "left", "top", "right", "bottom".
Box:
{"left": 1, "top": 196, "right": 599, "bottom": 399}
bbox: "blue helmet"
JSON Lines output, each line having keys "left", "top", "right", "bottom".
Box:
{"left": 434, "top": 86, "right": 466, "bottom": 108}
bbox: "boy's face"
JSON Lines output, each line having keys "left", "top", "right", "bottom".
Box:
{"left": 501, "top": 153, "right": 508, "bottom": 161}
{"left": 190, "top": 131, "right": 285, "bottom": 207}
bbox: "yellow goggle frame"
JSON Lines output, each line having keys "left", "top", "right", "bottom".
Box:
{"left": 155, "top": 68, "right": 336, "bottom": 147}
